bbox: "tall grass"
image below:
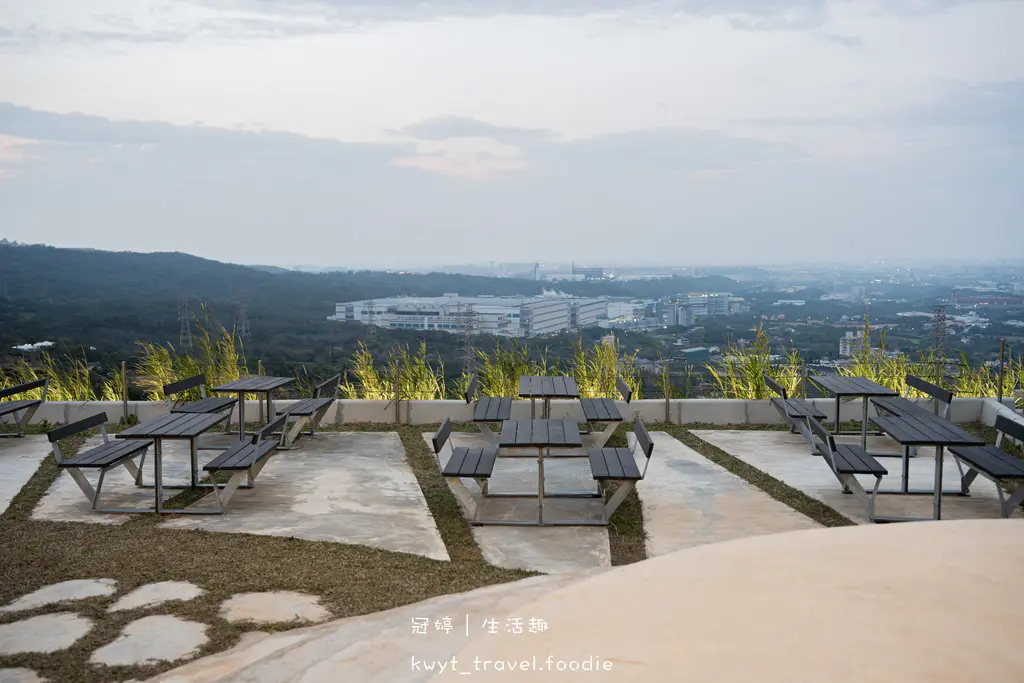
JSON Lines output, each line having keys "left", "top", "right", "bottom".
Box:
{"left": 0, "top": 353, "right": 102, "bottom": 401}
{"left": 474, "top": 339, "right": 547, "bottom": 397}
{"left": 339, "top": 341, "right": 446, "bottom": 400}
{"left": 953, "top": 353, "right": 1022, "bottom": 402}
{"left": 569, "top": 336, "right": 642, "bottom": 399}
{"left": 707, "top": 326, "right": 803, "bottom": 398}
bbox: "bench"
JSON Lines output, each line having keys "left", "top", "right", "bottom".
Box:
{"left": 0, "top": 378, "right": 48, "bottom": 438}
{"left": 165, "top": 374, "right": 237, "bottom": 426}
{"left": 464, "top": 373, "right": 512, "bottom": 446}
{"left": 579, "top": 376, "right": 633, "bottom": 447}
{"left": 47, "top": 412, "right": 154, "bottom": 513}
{"left": 275, "top": 374, "right": 340, "bottom": 449}
{"left": 806, "top": 415, "right": 887, "bottom": 522}
{"left": 871, "top": 375, "right": 955, "bottom": 458}
{"left": 587, "top": 418, "right": 655, "bottom": 523}
{"left": 431, "top": 417, "right": 498, "bottom": 523}
{"left": 200, "top": 412, "right": 290, "bottom": 512}
{"left": 948, "top": 415, "right": 1024, "bottom": 518}
{"left": 764, "top": 374, "right": 826, "bottom": 453}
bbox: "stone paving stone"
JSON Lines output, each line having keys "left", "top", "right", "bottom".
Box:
{"left": 0, "top": 436, "right": 49, "bottom": 515}
{"left": 219, "top": 591, "right": 329, "bottom": 625}
{"left": 0, "top": 579, "right": 117, "bottom": 613}
{"left": 637, "top": 432, "right": 820, "bottom": 556}
{"left": 0, "top": 613, "right": 93, "bottom": 655}
{"left": 0, "top": 668, "right": 48, "bottom": 683}
{"left": 89, "top": 615, "right": 208, "bottom": 667}
{"left": 108, "top": 581, "right": 204, "bottom": 612}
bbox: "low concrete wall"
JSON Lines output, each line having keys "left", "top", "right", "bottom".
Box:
{"left": 7, "top": 397, "right": 1016, "bottom": 429}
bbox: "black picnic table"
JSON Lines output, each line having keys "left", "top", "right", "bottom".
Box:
{"left": 869, "top": 413, "right": 984, "bottom": 521}
{"left": 116, "top": 412, "right": 230, "bottom": 514}
{"left": 518, "top": 376, "right": 580, "bottom": 418}
{"left": 811, "top": 376, "right": 898, "bottom": 449}
{"left": 495, "top": 419, "right": 590, "bottom": 525}
{"left": 212, "top": 376, "right": 294, "bottom": 440}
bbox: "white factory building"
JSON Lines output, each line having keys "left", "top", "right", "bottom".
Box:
{"left": 328, "top": 293, "right": 608, "bottom": 338}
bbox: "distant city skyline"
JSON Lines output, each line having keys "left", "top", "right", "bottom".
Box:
{"left": 1, "top": 1, "right": 1022, "bottom": 267}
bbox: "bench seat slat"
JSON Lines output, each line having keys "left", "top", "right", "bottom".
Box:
{"left": 442, "top": 447, "right": 497, "bottom": 478}
{"left": 833, "top": 444, "right": 888, "bottom": 476}
{"left": 0, "top": 399, "right": 41, "bottom": 417}
{"left": 949, "top": 445, "right": 1024, "bottom": 479}
{"left": 579, "top": 398, "right": 623, "bottom": 422}
{"left": 204, "top": 441, "right": 277, "bottom": 471}
{"left": 587, "top": 447, "right": 642, "bottom": 481}
{"left": 62, "top": 440, "right": 151, "bottom": 469}
{"left": 770, "top": 397, "right": 825, "bottom": 420}
{"left": 278, "top": 397, "right": 333, "bottom": 417}
{"left": 473, "top": 397, "right": 512, "bottom": 422}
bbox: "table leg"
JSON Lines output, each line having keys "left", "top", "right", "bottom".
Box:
{"left": 238, "top": 393, "right": 246, "bottom": 440}
{"left": 190, "top": 438, "right": 198, "bottom": 488}
{"left": 861, "top": 397, "right": 869, "bottom": 450}
{"left": 934, "top": 445, "right": 944, "bottom": 520}
{"left": 538, "top": 446, "right": 545, "bottom": 524}
{"left": 902, "top": 446, "right": 910, "bottom": 493}
{"left": 835, "top": 394, "right": 841, "bottom": 434}
{"left": 267, "top": 392, "right": 274, "bottom": 426}
{"left": 154, "top": 439, "right": 163, "bottom": 514}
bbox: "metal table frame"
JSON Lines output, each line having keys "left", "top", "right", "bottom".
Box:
{"left": 518, "top": 376, "right": 580, "bottom": 419}
{"left": 811, "top": 376, "right": 898, "bottom": 450}
{"left": 212, "top": 376, "right": 295, "bottom": 440}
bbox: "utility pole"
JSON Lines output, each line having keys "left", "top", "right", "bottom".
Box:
{"left": 234, "top": 288, "right": 251, "bottom": 338}
{"left": 365, "top": 300, "right": 377, "bottom": 340}
{"left": 178, "top": 299, "right": 193, "bottom": 351}
{"left": 457, "top": 303, "right": 478, "bottom": 374}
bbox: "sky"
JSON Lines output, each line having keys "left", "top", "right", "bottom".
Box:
{"left": 0, "top": 0, "right": 1022, "bottom": 269}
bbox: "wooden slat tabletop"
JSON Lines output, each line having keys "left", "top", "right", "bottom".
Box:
{"left": 518, "top": 376, "right": 580, "bottom": 398}
{"left": 498, "top": 419, "right": 583, "bottom": 447}
{"left": 812, "top": 375, "right": 899, "bottom": 397}
{"left": 870, "top": 414, "right": 984, "bottom": 446}
{"left": 117, "top": 411, "right": 229, "bottom": 439}
{"left": 213, "top": 376, "right": 295, "bottom": 392}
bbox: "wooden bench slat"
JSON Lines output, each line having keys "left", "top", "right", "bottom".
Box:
{"left": 833, "top": 444, "right": 888, "bottom": 476}
{"left": 204, "top": 441, "right": 277, "bottom": 471}
{"left": 173, "top": 396, "right": 237, "bottom": 414}
{"left": 588, "top": 448, "right": 642, "bottom": 481}
{"left": 278, "top": 397, "right": 333, "bottom": 417}
{"left": 949, "top": 445, "right": 1024, "bottom": 479}
{"left": 0, "top": 399, "right": 41, "bottom": 417}
{"left": 63, "top": 440, "right": 150, "bottom": 469}
{"left": 442, "top": 447, "right": 497, "bottom": 478}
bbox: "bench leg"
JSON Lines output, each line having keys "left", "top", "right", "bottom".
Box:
{"left": 999, "top": 485, "right": 1024, "bottom": 518}
{"left": 591, "top": 422, "right": 620, "bottom": 449}
{"left": 601, "top": 480, "right": 636, "bottom": 523}
{"left": 474, "top": 422, "right": 498, "bottom": 447}
{"left": 65, "top": 457, "right": 158, "bottom": 514}
{"left": 836, "top": 472, "right": 882, "bottom": 522}
{"left": 310, "top": 404, "right": 333, "bottom": 436}
{"left": 445, "top": 476, "right": 480, "bottom": 521}
{"left": 0, "top": 403, "right": 41, "bottom": 438}
{"left": 277, "top": 416, "right": 308, "bottom": 450}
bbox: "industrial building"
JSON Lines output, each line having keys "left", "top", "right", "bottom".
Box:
{"left": 328, "top": 294, "right": 608, "bottom": 338}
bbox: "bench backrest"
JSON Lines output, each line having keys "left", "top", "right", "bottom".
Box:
{"left": 164, "top": 374, "right": 206, "bottom": 397}
{"left": 905, "top": 375, "right": 954, "bottom": 405}
{"left": 432, "top": 418, "right": 454, "bottom": 454}
{"left": 314, "top": 374, "right": 342, "bottom": 399}
{"left": 47, "top": 412, "right": 108, "bottom": 443}
{"left": 806, "top": 415, "right": 836, "bottom": 456}
{"left": 633, "top": 418, "right": 654, "bottom": 459}
{"left": 763, "top": 374, "right": 787, "bottom": 400}
{"left": 994, "top": 415, "right": 1024, "bottom": 446}
{"left": 464, "top": 374, "right": 479, "bottom": 404}
{"left": 254, "top": 412, "right": 290, "bottom": 445}
{"left": 0, "top": 378, "right": 48, "bottom": 401}
{"left": 617, "top": 376, "right": 633, "bottom": 404}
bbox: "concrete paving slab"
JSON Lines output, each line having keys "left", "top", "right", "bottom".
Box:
{"left": 31, "top": 433, "right": 241, "bottom": 525}
{"left": 0, "top": 613, "right": 93, "bottom": 655}
{"left": 0, "top": 579, "right": 117, "bottom": 614}
{"left": 0, "top": 436, "right": 49, "bottom": 515}
{"left": 159, "top": 432, "right": 449, "bottom": 562}
{"left": 0, "top": 668, "right": 47, "bottom": 683}
{"left": 692, "top": 430, "right": 1024, "bottom": 523}
{"left": 424, "top": 433, "right": 610, "bottom": 573}
{"left": 638, "top": 432, "right": 819, "bottom": 557}
{"left": 89, "top": 615, "right": 208, "bottom": 666}
{"left": 143, "top": 571, "right": 603, "bottom": 683}
{"left": 108, "top": 582, "right": 204, "bottom": 612}
{"left": 219, "top": 591, "right": 328, "bottom": 625}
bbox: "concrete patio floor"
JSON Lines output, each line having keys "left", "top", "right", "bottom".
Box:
{"left": 637, "top": 432, "right": 820, "bottom": 556}
{"left": 692, "top": 429, "right": 1024, "bottom": 523}
{"left": 0, "top": 436, "right": 49, "bottom": 515}
{"left": 158, "top": 432, "right": 449, "bottom": 561}
{"left": 426, "top": 432, "right": 611, "bottom": 574}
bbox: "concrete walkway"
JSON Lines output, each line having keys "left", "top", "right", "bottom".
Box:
{"left": 0, "top": 436, "right": 48, "bottom": 515}
{"left": 425, "top": 433, "right": 611, "bottom": 573}
{"left": 637, "top": 432, "right": 819, "bottom": 556}
{"left": 692, "top": 429, "right": 1024, "bottom": 523}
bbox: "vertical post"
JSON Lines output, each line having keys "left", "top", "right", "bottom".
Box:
{"left": 257, "top": 360, "right": 264, "bottom": 423}
{"left": 801, "top": 360, "right": 807, "bottom": 398}
{"left": 121, "top": 361, "right": 129, "bottom": 423}
{"left": 998, "top": 338, "right": 1005, "bottom": 403}
{"left": 663, "top": 360, "right": 671, "bottom": 424}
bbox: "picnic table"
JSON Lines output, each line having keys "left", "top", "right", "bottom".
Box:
{"left": 116, "top": 412, "right": 230, "bottom": 514}
{"left": 811, "top": 376, "right": 898, "bottom": 450}
{"left": 212, "top": 376, "right": 294, "bottom": 440}
{"left": 494, "top": 418, "right": 589, "bottom": 525}
{"left": 518, "top": 376, "right": 580, "bottom": 419}
{"left": 869, "top": 413, "right": 984, "bottom": 521}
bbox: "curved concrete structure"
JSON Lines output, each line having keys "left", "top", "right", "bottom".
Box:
{"left": 435, "top": 519, "right": 1024, "bottom": 682}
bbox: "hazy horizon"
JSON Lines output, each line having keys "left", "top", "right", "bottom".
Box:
{"left": 1, "top": 0, "right": 1022, "bottom": 268}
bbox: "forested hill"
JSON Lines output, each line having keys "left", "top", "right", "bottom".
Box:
{"left": 0, "top": 243, "right": 737, "bottom": 362}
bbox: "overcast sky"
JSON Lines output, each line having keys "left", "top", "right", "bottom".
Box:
{"left": 1, "top": 0, "right": 1022, "bottom": 269}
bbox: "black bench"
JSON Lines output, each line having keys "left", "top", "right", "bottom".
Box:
{"left": 0, "top": 378, "right": 49, "bottom": 438}
{"left": 464, "top": 373, "right": 512, "bottom": 446}
{"left": 579, "top": 376, "right": 633, "bottom": 447}
{"left": 587, "top": 418, "right": 655, "bottom": 523}
{"left": 871, "top": 375, "right": 955, "bottom": 458}
{"left": 431, "top": 417, "right": 497, "bottom": 523}
{"left": 764, "top": 374, "right": 826, "bottom": 453}
{"left": 200, "top": 412, "right": 289, "bottom": 512}
{"left": 806, "top": 415, "right": 887, "bottom": 522}
{"left": 275, "top": 373, "right": 340, "bottom": 449}
{"left": 47, "top": 412, "right": 154, "bottom": 513}
{"left": 948, "top": 415, "right": 1024, "bottom": 518}
{"left": 165, "top": 375, "right": 237, "bottom": 423}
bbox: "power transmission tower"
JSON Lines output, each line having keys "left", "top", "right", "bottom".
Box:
{"left": 178, "top": 299, "right": 193, "bottom": 351}
{"left": 234, "top": 290, "right": 251, "bottom": 338}
{"left": 365, "top": 300, "right": 377, "bottom": 340}
{"left": 459, "top": 303, "right": 478, "bottom": 373}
